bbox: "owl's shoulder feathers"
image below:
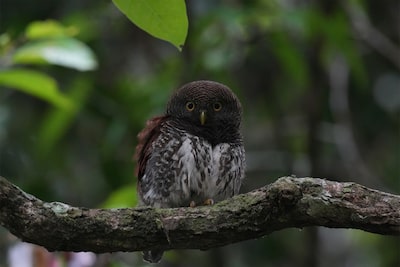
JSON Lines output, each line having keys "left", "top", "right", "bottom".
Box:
{"left": 134, "top": 116, "right": 169, "bottom": 179}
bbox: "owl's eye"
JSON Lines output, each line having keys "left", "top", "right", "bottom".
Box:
{"left": 213, "top": 102, "right": 222, "bottom": 111}
{"left": 185, "top": 101, "right": 195, "bottom": 111}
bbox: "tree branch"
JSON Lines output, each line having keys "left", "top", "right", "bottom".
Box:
{"left": 0, "top": 176, "right": 399, "bottom": 253}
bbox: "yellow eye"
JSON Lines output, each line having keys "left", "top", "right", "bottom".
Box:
{"left": 186, "top": 101, "right": 195, "bottom": 111}
{"left": 213, "top": 102, "right": 222, "bottom": 111}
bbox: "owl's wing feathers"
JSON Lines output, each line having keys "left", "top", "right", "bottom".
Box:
{"left": 213, "top": 143, "right": 245, "bottom": 199}
{"left": 134, "top": 116, "right": 168, "bottom": 179}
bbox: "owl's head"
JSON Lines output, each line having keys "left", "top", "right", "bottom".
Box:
{"left": 166, "top": 80, "right": 242, "bottom": 143}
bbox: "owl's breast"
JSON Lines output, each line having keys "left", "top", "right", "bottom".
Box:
{"left": 173, "top": 135, "right": 212, "bottom": 200}
{"left": 139, "top": 126, "right": 244, "bottom": 208}
{"left": 175, "top": 133, "right": 245, "bottom": 204}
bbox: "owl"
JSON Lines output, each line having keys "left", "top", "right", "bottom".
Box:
{"left": 134, "top": 80, "right": 245, "bottom": 263}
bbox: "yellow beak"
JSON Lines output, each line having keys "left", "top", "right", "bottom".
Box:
{"left": 200, "top": 111, "right": 206, "bottom": 125}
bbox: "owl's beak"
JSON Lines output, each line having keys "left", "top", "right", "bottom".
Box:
{"left": 200, "top": 111, "right": 206, "bottom": 125}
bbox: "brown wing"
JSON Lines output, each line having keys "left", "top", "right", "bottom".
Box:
{"left": 134, "top": 116, "right": 168, "bottom": 180}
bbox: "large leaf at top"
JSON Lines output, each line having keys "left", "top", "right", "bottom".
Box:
{"left": 12, "top": 38, "right": 98, "bottom": 71}
{"left": 0, "top": 69, "right": 72, "bottom": 109}
{"left": 112, "top": 0, "right": 188, "bottom": 51}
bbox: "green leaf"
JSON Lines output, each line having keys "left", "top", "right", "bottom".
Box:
{"left": 112, "top": 0, "right": 188, "bottom": 51}
{"left": 101, "top": 185, "right": 138, "bottom": 208}
{"left": 26, "top": 20, "right": 78, "bottom": 39}
{"left": 0, "top": 69, "right": 72, "bottom": 109}
{"left": 36, "top": 78, "right": 92, "bottom": 156}
{"left": 13, "top": 38, "right": 98, "bottom": 71}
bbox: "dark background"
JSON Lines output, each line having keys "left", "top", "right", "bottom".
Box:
{"left": 1, "top": 0, "right": 399, "bottom": 266}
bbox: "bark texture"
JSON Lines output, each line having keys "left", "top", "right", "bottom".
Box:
{"left": 0, "top": 175, "right": 399, "bottom": 253}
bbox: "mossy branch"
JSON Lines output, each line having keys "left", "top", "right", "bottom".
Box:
{"left": 0, "top": 175, "right": 399, "bottom": 253}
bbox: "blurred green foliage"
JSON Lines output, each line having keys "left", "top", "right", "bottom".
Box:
{"left": 0, "top": 19, "right": 97, "bottom": 111}
{"left": 0, "top": 0, "right": 399, "bottom": 267}
{"left": 6, "top": 20, "right": 97, "bottom": 69}
{"left": 0, "top": 69, "right": 71, "bottom": 109}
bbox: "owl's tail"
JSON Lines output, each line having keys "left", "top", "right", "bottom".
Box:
{"left": 143, "top": 249, "right": 164, "bottom": 263}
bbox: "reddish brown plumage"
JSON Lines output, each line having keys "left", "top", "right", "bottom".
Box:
{"left": 134, "top": 116, "right": 168, "bottom": 179}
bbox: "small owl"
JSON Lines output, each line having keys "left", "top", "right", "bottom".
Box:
{"left": 135, "top": 80, "right": 245, "bottom": 263}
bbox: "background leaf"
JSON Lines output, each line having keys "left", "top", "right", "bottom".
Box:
{"left": 13, "top": 38, "right": 98, "bottom": 71}
{"left": 25, "top": 20, "right": 78, "bottom": 39}
{"left": 36, "top": 78, "right": 92, "bottom": 156}
{"left": 0, "top": 69, "right": 72, "bottom": 109}
{"left": 112, "top": 0, "right": 188, "bottom": 51}
{"left": 101, "top": 184, "right": 138, "bottom": 208}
